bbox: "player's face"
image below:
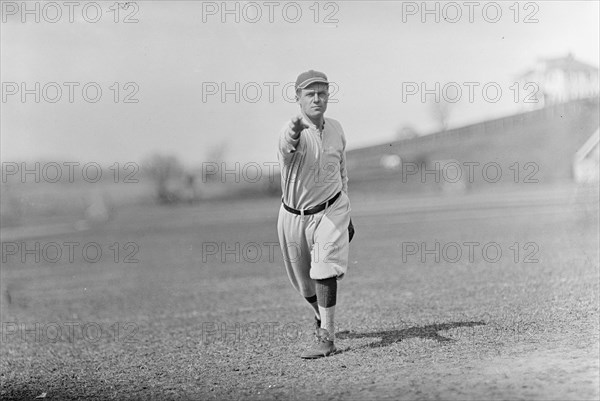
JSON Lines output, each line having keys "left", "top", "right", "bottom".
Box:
{"left": 297, "top": 83, "right": 329, "bottom": 120}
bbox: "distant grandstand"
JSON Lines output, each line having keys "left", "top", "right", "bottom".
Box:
{"left": 346, "top": 53, "right": 599, "bottom": 195}
{"left": 346, "top": 97, "right": 599, "bottom": 194}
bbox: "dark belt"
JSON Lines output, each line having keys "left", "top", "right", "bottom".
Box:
{"left": 282, "top": 191, "right": 342, "bottom": 216}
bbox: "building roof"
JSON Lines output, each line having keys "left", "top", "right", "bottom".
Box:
{"left": 540, "top": 53, "right": 599, "bottom": 73}
{"left": 517, "top": 53, "right": 599, "bottom": 80}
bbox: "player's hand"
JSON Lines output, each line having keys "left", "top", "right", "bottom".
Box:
{"left": 288, "top": 115, "right": 309, "bottom": 139}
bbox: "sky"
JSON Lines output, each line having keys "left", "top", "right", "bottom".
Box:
{"left": 1, "top": 0, "right": 599, "bottom": 168}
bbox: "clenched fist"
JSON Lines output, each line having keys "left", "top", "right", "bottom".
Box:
{"left": 288, "top": 115, "right": 309, "bottom": 140}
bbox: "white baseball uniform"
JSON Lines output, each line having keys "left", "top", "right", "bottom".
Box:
{"left": 277, "top": 112, "right": 351, "bottom": 297}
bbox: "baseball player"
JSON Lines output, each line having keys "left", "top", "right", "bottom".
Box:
{"left": 277, "top": 70, "right": 354, "bottom": 359}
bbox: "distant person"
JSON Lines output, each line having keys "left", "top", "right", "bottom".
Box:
{"left": 276, "top": 70, "right": 354, "bottom": 359}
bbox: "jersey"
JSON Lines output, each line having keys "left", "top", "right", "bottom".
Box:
{"left": 278, "top": 113, "right": 348, "bottom": 211}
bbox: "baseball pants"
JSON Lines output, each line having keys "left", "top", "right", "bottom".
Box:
{"left": 277, "top": 191, "right": 351, "bottom": 297}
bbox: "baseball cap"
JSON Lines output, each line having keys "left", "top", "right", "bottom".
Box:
{"left": 295, "top": 70, "right": 329, "bottom": 90}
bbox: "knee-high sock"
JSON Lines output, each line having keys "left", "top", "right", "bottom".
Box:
{"left": 315, "top": 277, "right": 337, "bottom": 340}
{"left": 304, "top": 294, "right": 320, "bottom": 319}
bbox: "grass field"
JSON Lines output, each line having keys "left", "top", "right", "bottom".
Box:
{"left": 1, "top": 185, "right": 599, "bottom": 400}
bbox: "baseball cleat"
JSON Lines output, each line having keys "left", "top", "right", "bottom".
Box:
{"left": 301, "top": 328, "right": 337, "bottom": 359}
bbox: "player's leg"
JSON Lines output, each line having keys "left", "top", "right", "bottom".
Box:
{"left": 302, "top": 192, "right": 350, "bottom": 358}
{"left": 304, "top": 294, "right": 321, "bottom": 328}
{"left": 277, "top": 206, "right": 319, "bottom": 320}
{"left": 312, "top": 226, "right": 348, "bottom": 343}
{"left": 311, "top": 191, "right": 351, "bottom": 281}
{"left": 315, "top": 276, "right": 337, "bottom": 340}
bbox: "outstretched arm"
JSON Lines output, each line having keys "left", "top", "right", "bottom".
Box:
{"left": 279, "top": 115, "right": 309, "bottom": 157}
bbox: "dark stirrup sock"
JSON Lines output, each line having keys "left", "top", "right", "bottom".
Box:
{"left": 315, "top": 277, "right": 337, "bottom": 308}
{"left": 304, "top": 294, "right": 317, "bottom": 304}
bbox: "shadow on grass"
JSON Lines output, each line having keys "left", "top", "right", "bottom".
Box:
{"left": 336, "top": 321, "right": 485, "bottom": 351}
